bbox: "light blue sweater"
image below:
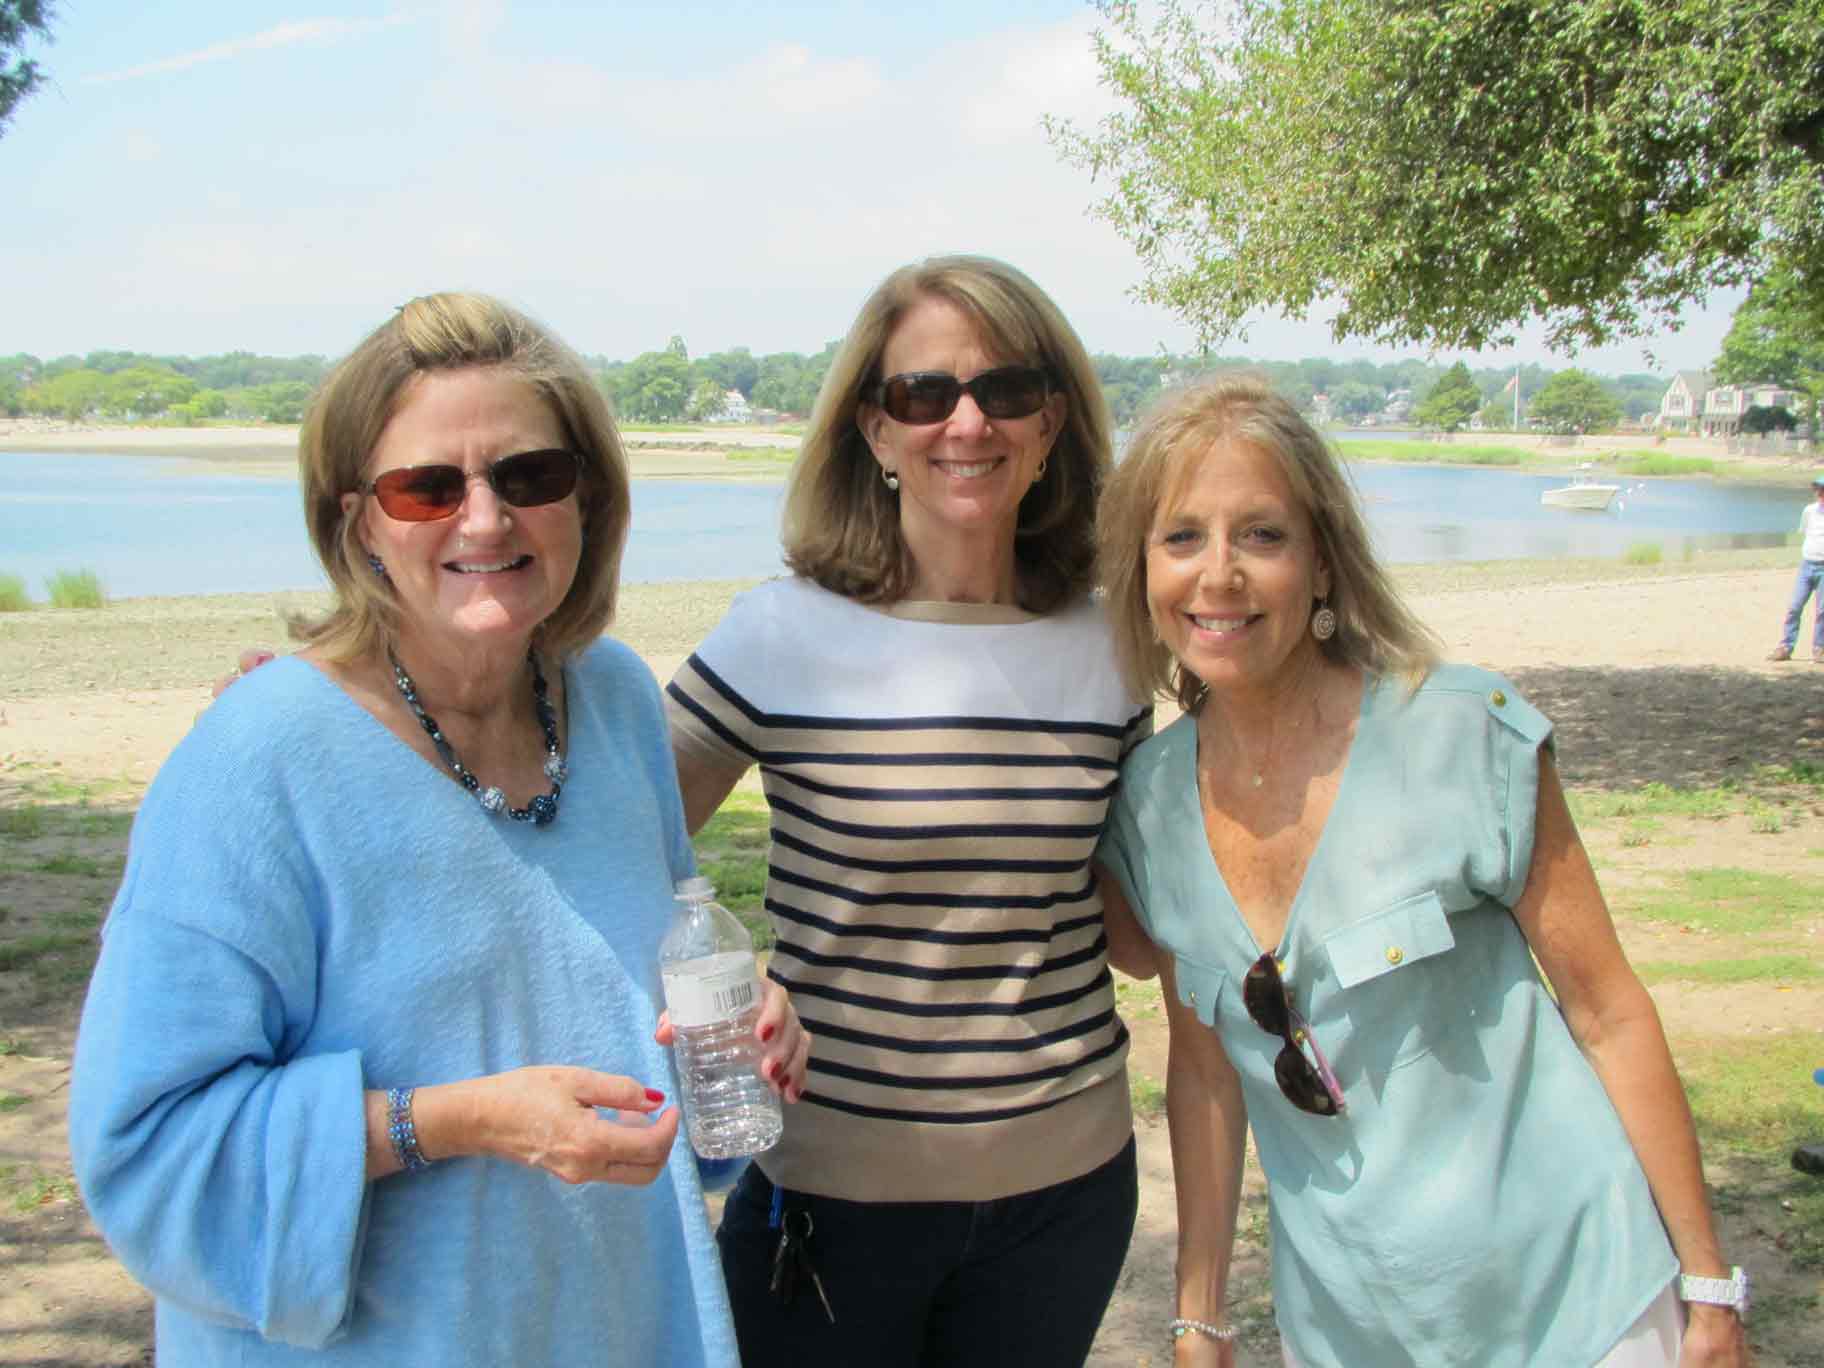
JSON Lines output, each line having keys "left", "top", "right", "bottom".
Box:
{"left": 69, "top": 642, "right": 741, "bottom": 1365}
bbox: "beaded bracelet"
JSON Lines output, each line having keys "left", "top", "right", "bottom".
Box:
{"left": 1169, "top": 1316, "right": 1239, "bottom": 1344}
{"left": 386, "top": 1087, "right": 431, "bottom": 1174}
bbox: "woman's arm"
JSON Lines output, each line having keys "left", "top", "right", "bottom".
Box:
{"left": 1512, "top": 749, "right": 1748, "bottom": 1368}
{"left": 1096, "top": 862, "right": 1160, "bottom": 980}
{"left": 1157, "top": 956, "right": 1250, "bottom": 1366}
{"left": 673, "top": 737, "right": 746, "bottom": 836}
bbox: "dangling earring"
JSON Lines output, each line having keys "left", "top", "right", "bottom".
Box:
{"left": 882, "top": 468, "right": 900, "bottom": 492}
{"left": 1311, "top": 597, "right": 1337, "bottom": 641}
{"left": 366, "top": 552, "right": 390, "bottom": 583}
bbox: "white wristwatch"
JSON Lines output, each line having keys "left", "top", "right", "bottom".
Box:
{"left": 1677, "top": 1265, "right": 1750, "bottom": 1320}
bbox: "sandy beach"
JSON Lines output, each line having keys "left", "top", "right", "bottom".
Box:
{"left": 2, "top": 544, "right": 1822, "bottom": 1363}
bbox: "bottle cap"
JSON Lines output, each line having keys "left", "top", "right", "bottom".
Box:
{"left": 675, "top": 875, "right": 715, "bottom": 899}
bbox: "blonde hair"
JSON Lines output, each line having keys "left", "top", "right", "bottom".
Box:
{"left": 292, "top": 292, "right": 630, "bottom": 664}
{"left": 1097, "top": 373, "right": 1439, "bottom": 711}
{"left": 781, "top": 255, "right": 1112, "bottom": 613}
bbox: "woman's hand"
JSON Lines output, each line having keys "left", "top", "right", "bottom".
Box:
{"left": 655, "top": 976, "right": 812, "bottom": 1103}
{"left": 407, "top": 1066, "right": 679, "bottom": 1187}
{"left": 1678, "top": 1303, "right": 1750, "bottom": 1367}
{"left": 210, "top": 647, "right": 276, "bottom": 699}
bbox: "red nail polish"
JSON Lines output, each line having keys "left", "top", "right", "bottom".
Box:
{"left": 760, "top": 1024, "right": 776, "bottom": 1043}
{"left": 767, "top": 1060, "right": 781, "bottom": 1081}
{"left": 644, "top": 1088, "right": 665, "bottom": 1104}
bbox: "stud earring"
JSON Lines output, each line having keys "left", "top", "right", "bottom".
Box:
{"left": 1035, "top": 459, "right": 1048, "bottom": 480}
{"left": 882, "top": 468, "right": 900, "bottom": 492}
{"left": 366, "top": 553, "right": 390, "bottom": 582}
{"left": 1311, "top": 598, "right": 1337, "bottom": 641}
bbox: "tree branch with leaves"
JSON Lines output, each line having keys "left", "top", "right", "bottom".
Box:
{"left": 1049, "top": 0, "right": 1824, "bottom": 355}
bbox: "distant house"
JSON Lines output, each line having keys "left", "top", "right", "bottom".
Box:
{"left": 708, "top": 389, "right": 752, "bottom": 424}
{"left": 1656, "top": 371, "right": 1711, "bottom": 432}
{"left": 1700, "top": 382, "right": 1799, "bottom": 437}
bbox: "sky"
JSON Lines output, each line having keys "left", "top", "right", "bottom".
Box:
{"left": 2, "top": 1, "right": 1744, "bottom": 377}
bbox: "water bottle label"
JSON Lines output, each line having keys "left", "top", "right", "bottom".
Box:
{"left": 661, "top": 951, "right": 759, "bottom": 1029}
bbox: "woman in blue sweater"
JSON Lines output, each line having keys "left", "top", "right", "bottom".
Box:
{"left": 68, "top": 293, "right": 809, "bottom": 1366}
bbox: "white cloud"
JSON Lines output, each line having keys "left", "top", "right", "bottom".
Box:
{"left": 83, "top": 14, "right": 415, "bottom": 84}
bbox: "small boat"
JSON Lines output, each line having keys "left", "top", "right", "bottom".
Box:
{"left": 1541, "top": 466, "right": 1621, "bottom": 511}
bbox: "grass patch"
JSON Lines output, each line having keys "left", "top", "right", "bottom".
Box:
{"left": 1634, "top": 954, "right": 1823, "bottom": 987}
{"left": 1761, "top": 759, "right": 1824, "bottom": 791}
{"left": 1568, "top": 782, "right": 1735, "bottom": 823}
{"left": 1617, "top": 867, "right": 1816, "bottom": 934}
{"left": 1341, "top": 439, "right": 1532, "bottom": 467}
{"left": 34, "top": 852, "right": 112, "bottom": 877}
{"left": 0, "top": 1038, "right": 22, "bottom": 1057}
{"left": 0, "top": 930, "right": 96, "bottom": 973}
{"left": 44, "top": 568, "right": 107, "bottom": 609}
{"left": 692, "top": 784, "right": 773, "bottom": 950}
{"left": 1676, "top": 1031, "right": 1821, "bottom": 1155}
{"left": 0, "top": 573, "right": 30, "bottom": 612}
{"left": 1609, "top": 453, "right": 1717, "bottom": 477}
{"left": 1130, "top": 1071, "right": 1167, "bottom": 1121}
{"left": 0, "top": 1094, "right": 29, "bottom": 1113}
{"left": 5, "top": 1167, "right": 78, "bottom": 1214}
{"left": 1622, "top": 542, "right": 1662, "bottom": 566}
{"left": 0, "top": 805, "right": 47, "bottom": 839}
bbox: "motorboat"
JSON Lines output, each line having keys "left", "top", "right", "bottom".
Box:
{"left": 1540, "top": 465, "right": 1621, "bottom": 511}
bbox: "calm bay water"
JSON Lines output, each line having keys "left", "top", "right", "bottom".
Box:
{"left": 0, "top": 449, "right": 1803, "bottom": 603}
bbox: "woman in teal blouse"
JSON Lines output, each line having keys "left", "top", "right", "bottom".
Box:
{"left": 1091, "top": 376, "right": 1748, "bottom": 1367}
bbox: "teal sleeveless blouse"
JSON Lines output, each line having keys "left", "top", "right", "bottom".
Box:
{"left": 1098, "top": 664, "right": 1677, "bottom": 1367}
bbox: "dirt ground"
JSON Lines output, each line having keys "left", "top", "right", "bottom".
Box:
{"left": 2, "top": 553, "right": 1822, "bottom": 1365}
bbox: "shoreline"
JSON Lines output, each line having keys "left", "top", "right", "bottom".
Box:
{"left": 3, "top": 419, "right": 1811, "bottom": 486}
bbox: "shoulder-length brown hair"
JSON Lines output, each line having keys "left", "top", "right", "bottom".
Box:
{"left": 1097, "top": 373, "right": 1439, "bottom": 712}
{"left": 292, "top": 292, "right": 630, "bottom": 664}
{"left": 781, "top": 255, "right": 1112, "bottom": 614}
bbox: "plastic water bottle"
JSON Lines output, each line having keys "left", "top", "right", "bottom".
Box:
{"left": 658, "top": 876, "right": 783, "bottom": 1159}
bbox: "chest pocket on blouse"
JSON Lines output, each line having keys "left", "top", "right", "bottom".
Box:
{"left": 1170, "top": 954, "right": 1232, "bottom": 1030}
{"left": 1320, "top": 890, "right": 1456, "bottom": 1074}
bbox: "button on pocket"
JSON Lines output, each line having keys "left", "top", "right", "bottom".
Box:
{"left": 1324, "top": 891, "right": 1454, "bottom": 990}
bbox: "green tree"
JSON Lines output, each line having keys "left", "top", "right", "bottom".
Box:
{"left": 698, "top": 348, "right": 760, "bottom": 398}
{"left": 1413, "top": 362, "right": 1480, "bottom": 433}
{"left": 24, "top": 368, "right": 108, "bottom": 421}
{"left": 1327, "top": 380, "right": 1382, "bottom": 422}
{"left": 104, "top": 366, "right": 197, "bottom": 417}
{"left": 1712, "top": 267, "right": 1824, "bottom": 440}
{"left": 1, "top": 0, "right": 54, "bottom": 139}
{"left": 1051, "top": 0, "right": 1824, "bottom": 352}
{"left": 1528, "top": 370, "right": 1622, "bottom": 435}
{"left": 686, "top": 378, "right": 728, "bottom": 422}
{"left": 613, "top": 349, "right": 692, "bottom": 422}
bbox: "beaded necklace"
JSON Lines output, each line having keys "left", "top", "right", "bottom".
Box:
{"left": 388, "top": 646, "right": 567, "bottom": 826}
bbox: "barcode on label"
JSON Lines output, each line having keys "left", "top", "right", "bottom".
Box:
{"left": 713, "top": 980, "right": 755, "bottom": 1016}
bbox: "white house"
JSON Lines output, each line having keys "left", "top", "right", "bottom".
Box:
{"left": 708, "top": 389, "right": 752, "bottom": 424}
{"left": 1700, "top": 383, "right": 1799, "bottom": 436}
{"left": 1655, "top": 371, "right": 1711, "bottom": 432}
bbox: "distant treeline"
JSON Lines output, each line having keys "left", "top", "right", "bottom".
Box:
{"left": 0, "top": 343, "right": 1670, "bottom": 431}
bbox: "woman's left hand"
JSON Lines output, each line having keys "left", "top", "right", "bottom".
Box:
{"left": 1679, "top": 1304, "right": 1750, "bottom": 1366}
{"left": 655, "top": 977, "right": 812, "bottom": 1103}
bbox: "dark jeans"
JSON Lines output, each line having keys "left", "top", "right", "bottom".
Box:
{"left": 717, "top": 1136, "right": 1139, "bottom": 1368}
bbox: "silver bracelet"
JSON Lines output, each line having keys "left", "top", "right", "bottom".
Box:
{"left": 1169, "top": 1316, "right": 1239, "bottom": 1343}
{"left": 386, "top": 1086, "right": 431, "bottom": 1173}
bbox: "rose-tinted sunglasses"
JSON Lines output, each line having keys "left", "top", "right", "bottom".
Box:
{"left": 1242, "top": 953, "right": 1347, "bottom": 1116}
{"left": 362, "top": 448, "right": 581, "bottom": 523}
{"left": 869, "top": 365, "right": 1053, "bottom": 425}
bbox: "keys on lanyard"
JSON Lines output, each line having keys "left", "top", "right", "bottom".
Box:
{"left": 767, "top": 1187, "right": 835, "bottom": 1323}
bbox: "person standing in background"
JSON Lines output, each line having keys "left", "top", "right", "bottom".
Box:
{"left": 1765, "top": 472, "right": 1824, "bottom": 663}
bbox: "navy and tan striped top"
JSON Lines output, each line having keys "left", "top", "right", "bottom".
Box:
{"left": 664, "top": 577, "right": 1153, "bottom": 1202}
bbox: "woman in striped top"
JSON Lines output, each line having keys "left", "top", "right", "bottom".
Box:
{"left": 666, "top": 255, "right": 1155, "bottom": 1367}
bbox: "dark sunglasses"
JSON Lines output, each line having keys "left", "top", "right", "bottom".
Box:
{"left": 869, "top": 365, "right": 1053, "bottom": 425}
{"left": 362, "top": 448, "right": 581, "bottom": 523}
{"left": 1242, "top": 953, "right": 1347, "bottom": 1116}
